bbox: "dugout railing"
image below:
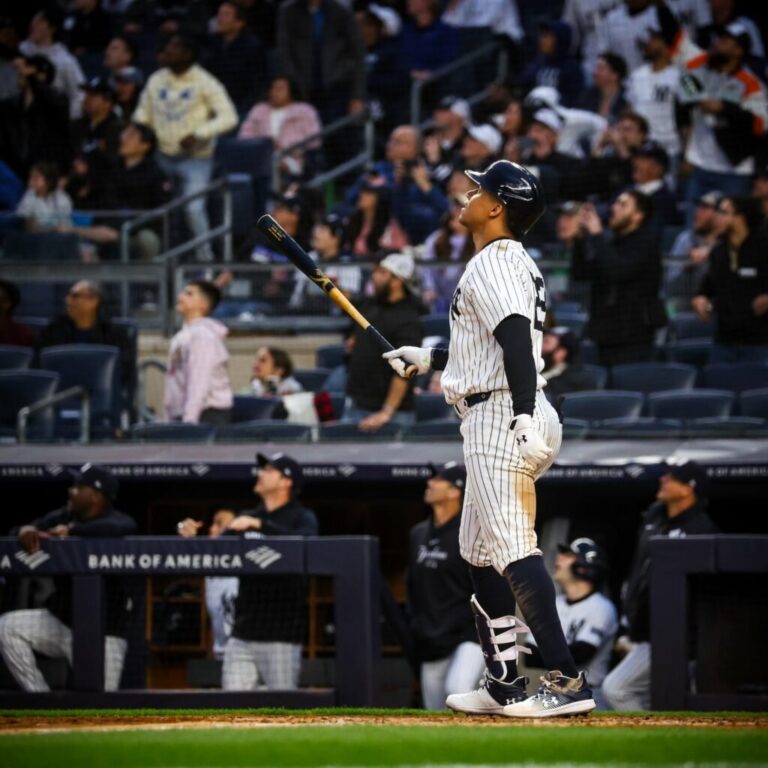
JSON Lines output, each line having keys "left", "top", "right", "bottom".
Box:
{"left": 0, "top": 536, "right": 380, "bottom": 709}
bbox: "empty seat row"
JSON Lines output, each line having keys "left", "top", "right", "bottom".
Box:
{"left": 564, "top": 416, "right": 768, "bottom": 440}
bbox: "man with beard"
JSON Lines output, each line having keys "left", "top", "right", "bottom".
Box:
{"left": 345, "top": 251, "right": 423, "bottom": 432}
{"left": 541, "top": 327, "right": 596, "bottom": 405}
{"left": 655, "top": 2, "right": 768, "bottom": 214}
{"left": 571, "top": 191, "right": 666, "bottom": 366}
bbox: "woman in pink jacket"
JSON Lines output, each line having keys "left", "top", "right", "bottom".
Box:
{"left": 238, "top": 76, "right": 322, "bottom": 178}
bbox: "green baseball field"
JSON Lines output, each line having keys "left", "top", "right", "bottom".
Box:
{"left": 2, "top": 709, "right": 767, "bottom": 768}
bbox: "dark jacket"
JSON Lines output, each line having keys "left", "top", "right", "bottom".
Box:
{"left": 230, "top": 500, "right": 319, "bottom": 643}
{"left": 276, "top": 0, "right": 366, "bottom": 101}
{"left": 347, "top": 294, "right": 423, "bottom": 412}
{"left": 400, "top": 17, "right": 459, "bottom": 78}
{"left": 698, "top": 232, "right": 768, "bottom": 345}
{"left": 544, "top": 364, "right": 598, "bottom": 406}
{"left": 205, "top": 31, "right": 266, "bottom": 114}
{"left": 115, "top": 156, "right": 172, "bottom": 212}
{"left": 623, "top": 500, "right": 718, "bottom": 641}
{"left": 572, "top": 225, "right": 666, "bottom": 347}
{"left": 407, "top": 513, "right": 476, "bottom": 662}
{"left": 17, "top": 505, "right": 136, "bottom": 636}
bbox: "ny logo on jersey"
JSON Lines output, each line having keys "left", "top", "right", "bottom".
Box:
{"left": 530, "top": 273, "right": 547, "bottom": 331}
{"left": 653, "top": 85, "right": 672, "bottom": 102}
{"left": 450, "top": 287, "right": 462, "bottom": 321}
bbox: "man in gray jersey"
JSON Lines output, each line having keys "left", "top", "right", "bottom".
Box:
{"left": 384, "top": 159, "right": 596, "bottom": 718}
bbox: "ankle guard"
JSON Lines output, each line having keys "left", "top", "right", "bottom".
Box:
{"left": 471, "top": 594, "right": 531, "bottom": 682}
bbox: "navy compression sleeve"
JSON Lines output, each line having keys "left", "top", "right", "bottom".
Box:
{"left": 493, "top": 314, "right": 536, "bottom": 418}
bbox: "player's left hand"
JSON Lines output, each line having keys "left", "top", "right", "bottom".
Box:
{"left": 511, "top": 414, "right": 553, "bottom": 468}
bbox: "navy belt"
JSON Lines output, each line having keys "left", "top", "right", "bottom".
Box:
{"left": 463, "top": 391, "right": 494, "bottom": 408}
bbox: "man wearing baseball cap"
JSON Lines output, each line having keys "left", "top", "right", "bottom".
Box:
{"left": 631, "top": 140, "right": 677, "bottom": 228}
{"left": 0, "top": 464, "right": 136, "bottom": 692}
{"left": 407, "top": 462, "right": 484, "bottom": 709}
{"left": 603, "top": 460, "right": 718, "bottom": 710}
{"left": 221, "top": 452, "right": 318, "bottom": 690}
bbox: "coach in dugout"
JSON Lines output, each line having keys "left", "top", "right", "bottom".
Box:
{"left": 221, "top": 452, "right": 318, "bottom": 691}
{"left": 0, "top": 464, "right": 135, "bottom": 691}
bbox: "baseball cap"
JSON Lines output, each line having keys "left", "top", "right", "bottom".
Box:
{"left": 114, "top": 66, "right": 144, "bottom": 87}
{"left": 697, "top": 190, "right": 723, "bottom": 209}
{"left": 718, "top": 21, "right": 751, "bottom": 54}
{"left": 256, "top": 451, "right": 304, "bottom": 492}
{"left": 557, "top": 537, "right": 604, "bottom": 560}
{"left": 367, "top": 3, "right": 402, "bottom": 36}
{"left": 664, "top": 460, "right": 709, "bottom": 497}
{"left": 556, "top": 200, "right": 582, "bottom": 216}
{"left": 466, "top": 123, "right": 503, "bottom": 155}
{"left": 633, "top": 140, "right": 669, "bottom": 172}
{"left": 436, "top": 95, "right": 471, "bottom": 123}
{"left": 531, "top": 108, "right": 564, "bottom": 134}
{"left": 80, "top": 75, "right": 116, "bottom": 100}
{"left": 69, "top": 463, "right": 118, "bottom": 501}
{"left": 429, "top": 461, "right": 466, "bottom": 490}
{"left": 379, "top": 251, "right": 416, "bottom": 285}
{"left": 271, "top": 193, "right": 304, "bottom": 214}
{"left": 524, "top": 86, "right": 561, "bottom": 110}
{"left": 320, "top": 212, "right": 345, "bottom": 238}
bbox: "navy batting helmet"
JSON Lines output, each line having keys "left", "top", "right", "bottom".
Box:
{"left": 465, "top": 160, "right": 545, "bottom": 236}
{"left": 557, "top": 537, "right": 607, "bottom": 584}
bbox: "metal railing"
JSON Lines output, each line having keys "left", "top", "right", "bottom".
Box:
{"left": 18, "top": 385, "right": 90, "bottom": 444}
{"left": 410, "top": 41, "right": 508, "bottom": 127}
{"left": 271, "top": 109, "right": 377, "bottom": 194}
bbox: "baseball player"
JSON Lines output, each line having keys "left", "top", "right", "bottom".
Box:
{"left": 384, "top": 160, "right": 596, "bottom": 717}
{"left": 524, "top": 538, "right": 618, "bottom": 708}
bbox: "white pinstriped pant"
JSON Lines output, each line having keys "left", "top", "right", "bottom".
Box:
{"left": 457, "top": 390, "right": 562, "bottom": 574}
{"left": 602, "top": 642, "right": 651, "bottom": 711}
{"left": 221, "top": 638, "right": 302, "bottom": 690}
{"left": 420, "top": 641, "right": 486, "bottom": 711}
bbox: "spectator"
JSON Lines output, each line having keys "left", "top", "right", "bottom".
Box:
{"left": 423, "top": 96, "right": 471, "bottom": 187}
{"left": 0, "top": 464, "right": 135, "bottom": 691}
{"left": 579, "top": 53, "right": 628, "bottom": 123}
{"left": 39, "top": 280, "right": 134, "bottom": 388}
{"left": 122, "top": 0, "right": 210, "bottom": 40}
{"left": 571, "top": 193, "right": 666, "bottom": 366}
{"left": 222, "top": 452, "right": 319, "bottom": 691}
{"left": 420, "top": 198, "right": 473, "bottom": 313}
{"left": 657, "top": 3, "right": 768, "bottom": 212}
{"left": 599, "top": 0, "right": 661, "bottom": 73}
{"left": 521, "top": 21, "right": 584, "bottom": 108}
{"left": 346, "top": 175, "right": 408, "bottom": 258}
{"left": 692, "top": 196, "right": 768, "bottom": 362}
{"left": 0, "top": 279, "right": 35, "bottom": 347}
{"left": 407, "top": 462, "right": 485, "bottom": 711}
{"left": 238, "top": 76, "right": 322, "bottom": 180}
{"left": 602, "top": 461, "right": 717, "bottom": 710}
{"left": 696, "top": 0, "right": 764, "bottom": 60}
{"left": 666, "top": 190, "right": 723, "bottom": 303}
{"left": 276, "top": 0, "right": 366, "bottom": 123}
{"left": 16, "top": 161, "right": 72, "bottom": 231}
{"left": 754, "top": 161, "right": 768, "bottom": 220}
{"left": 289, "top": 213, "right": 363, "bottom": 310}
{"left": 630, "top": 140, "right": 679, "bottom": 228}
{"left": 133, "top": 34, "right": 237, "bottom": 262}
{"left": 562, "top": 0, "right": 623, "bottom": 80}
{"left": 0, "top": 16, "right": 18, "bottom": 101}
{"left": 103, "top": 35, "right": 138, "bottom": 82}
{"left": 524, "top": 538, "right": 618, "bottom": 708}
{"left": 460, "top": 124, "right": 503, "bottom": 172}
{"left": 205, "top": 0, "right": 266, "bottom": 115}
{"left": 64, "top": 0, "right": 111, "bottom": 56}
{"left": 541, "top": 327, "right": 597, "bottom": 404}
{"left": 0, "top": 160, "right": 23, "bottom": 212}
{"left": 112, "top": 66, "right": 143, "bottom": 121}
{"left": 346, "top": 251, "right": 423, "bottom": 431}
{"left": 625, "top": 27, "right": 682, "bottom": 165}
{"left": 0, "top": 54, "right": 71, "bottom": 179}
{"left": 177, "top": 508, "right": 239, "bottom": 660}
{"left": 20, "top": 6, "right": 85, "bottom": 118}
{"left": 244, "top": 346, "right": 303, "bottom": 397}
{"left": 164, "top": 279, "right": 234, "bottom": 425}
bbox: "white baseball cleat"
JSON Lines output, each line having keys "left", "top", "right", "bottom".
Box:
{"left": 446, "top": 675, "right": 529, "bottom": 715}
{"left": 502, "top": 670, "right": 596, "bottom": 718}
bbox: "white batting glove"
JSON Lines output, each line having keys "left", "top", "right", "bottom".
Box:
{"left": 512, "top": 414, "right": 553, "bottom": 468}
{"left": 382, "top": 346, "right": 432, "bottom": 378}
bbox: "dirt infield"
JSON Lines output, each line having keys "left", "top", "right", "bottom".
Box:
{"left": 1, "top": 713, "right": 766, "bottom": 734}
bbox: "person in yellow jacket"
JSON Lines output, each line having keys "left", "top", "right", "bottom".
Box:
{"left": 134, "top": 34, "right": 237, "bottom": 261}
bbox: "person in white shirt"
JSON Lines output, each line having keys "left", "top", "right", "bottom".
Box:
{"left": 562, "top": 0, "right": 622, "bottom": 81}
{"left": 599, "top": 0, "right": 661, "bottom": 72}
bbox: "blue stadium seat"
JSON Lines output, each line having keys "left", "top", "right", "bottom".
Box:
{"left": 1, "top": 231, "right": 80, "bottom": 261}
{"left": 665, "top": 339, "right": 713, "bottom": 367}
{"left": 293, "top": 368, "right": 332, "bottom": 393}
{"left": 610, "top": 363, "right": 697, "bottom": 393}
{"left": 315, "top": 343, "right": 347, "bottom": 370}
{"left": 214, "top": 137, "right": 273, "bottom": 218}
{"left": 669, "top": 312, "right": 714, "bottom": 340}
{"left": 560, "top": 391, "right": 644, "bottom": 423}
{"left": 131, "top": 422, "right": 215, "bottom": 443}
{"left": 591, "top": 417, "right": 684, "bottom": 438}
{"left": 699, "top": 363, "right": 768, "bottom": 394}
{"left": 38, "top": 344, "right": 120, "bottom": 438}
{"left": 322, "top": 365, "right": 348, "bottom": 394}
{"left": 215, "top": 420, "right": 312, "bottom": 442}
{"left": 13, "top": 317, "right": 48, "bottom": 342}
{"left": 684, "top": 416, "right": 768, "bottom": 437}
{"left": 415, "top": 392, "right": 455, "bottom": 422}
{"left": 582, "top": 364, "right": 608, "bottom": 389}
{"left": 551, "top": 300, "right": 584, "bottom": 315}
{"left": 319, "top": 421, "right": 403, "bottom": 440}
{"left": 420, "top": 314, "right": 450, "bottom": 340}
{"left": 0, "top": 345, "right": 33, "bottom": 370}
{"left": 562, "top": 418, "right": 590, "bottom": 439}
{"left": 739, "top": 388, "right": 768, "bottom": 419}
{"left": 646, "top": 389, "right": 734, "bottom": 419}
{"left": 0, "top": 370, "right": 59, "bottom": 440}
{"left": 553, "top": 311, "right": 588, "bottom": 337}
{"left": 403, "top": 419, "right": 461, "bottom": 441}
{"left": 579, "top": 338, "right": 598, "bottom": 364}
{"left": 231, "top": 395, "right": 278, "bottom": 422}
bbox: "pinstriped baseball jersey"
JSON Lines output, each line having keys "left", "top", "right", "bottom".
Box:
{"left": 441, "top": 237, "right": 548, "bottom": 406}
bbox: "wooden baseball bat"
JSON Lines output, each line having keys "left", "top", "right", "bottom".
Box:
{"left": 255, "top": 215, "right": 417, "bottom": 378}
